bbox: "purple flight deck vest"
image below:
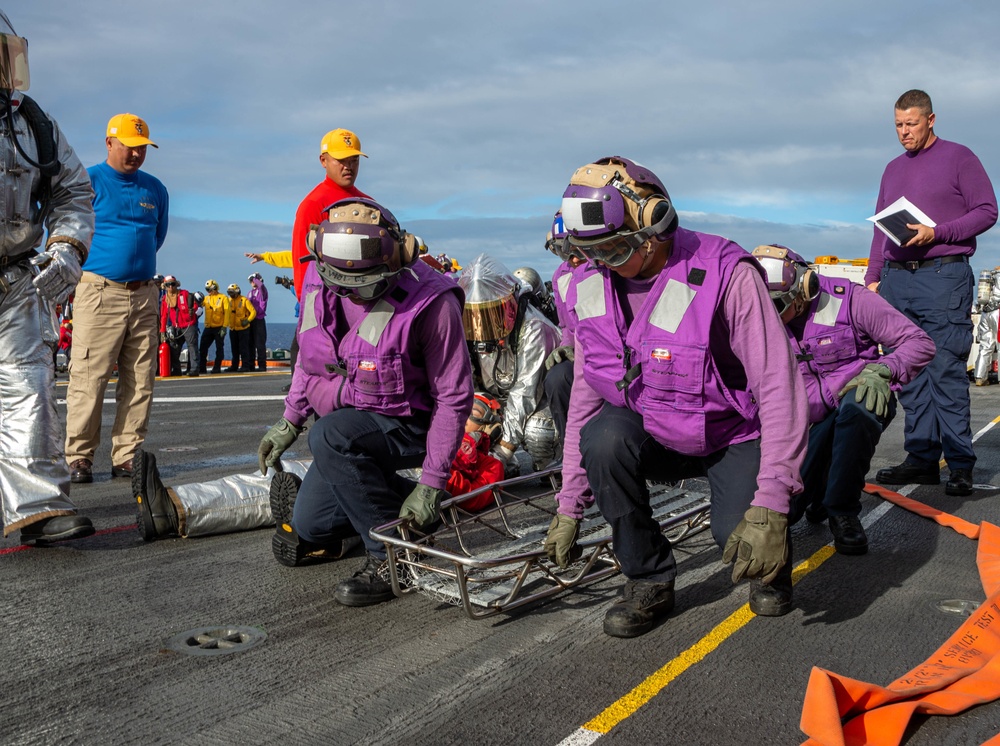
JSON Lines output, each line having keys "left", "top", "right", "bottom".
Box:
{"left": 296, "top": 260, "right": 463, "bottom": 418}
{"left": 787, "top": 275, "right": 880, "bottom": 424}
{"left": 573, "top": 228, "right": 761, "bottom": 457}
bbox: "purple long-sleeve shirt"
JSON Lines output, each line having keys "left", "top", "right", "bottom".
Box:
{"left": 282, "top": 290, "right": 471, "bottom": 490}
{"left": 865, "top": 138, "right": 998, "bottom": 286}
{"left": 787, "top": 285, "right": 936, "bottom": 424}
{"left": 248, "top": 278, "right": 268, "bottom": 318}
{"left": 555, "top": 260, "right": 809, "bottom": 518}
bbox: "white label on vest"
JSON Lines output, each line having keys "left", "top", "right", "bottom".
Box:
{"left": 300, "top": 290, "right": 319, "bottom": 333}
{"left": 575, "top": 274, "right": 606, "bottom": 321}
{"left": 814, "top": 293, "right": 842, "bottom": 328}
{"left": 358, "top": 298, "right": 395, "bottom": 347}
{"left": 649, "top": 279, "right": 697, "bottom": 334}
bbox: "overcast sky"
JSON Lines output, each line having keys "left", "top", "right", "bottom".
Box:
{"left": 14, "top": 0, "right": 1000, "bottom": 322}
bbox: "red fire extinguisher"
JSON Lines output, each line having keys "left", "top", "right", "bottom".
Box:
{"left": 159, "top": 341, "right": 171, "bottom": 378}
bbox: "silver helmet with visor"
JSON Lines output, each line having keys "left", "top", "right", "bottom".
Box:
{"left": 560, "top": 156, "right": 677, "bottom": 267}
{"left": 0, "top": 11, "right": 29, "bottom": 92}
{"left": 457, "top": 253, "right": 520, "bottom": 343}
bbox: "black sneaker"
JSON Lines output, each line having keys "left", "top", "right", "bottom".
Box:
{"left": 828, "top": 514, "right": 868, "bottom": 555}
{"left": 268, "top": 471, "right": 360, "bottom": 567}
{"left": 20, "top": 515, "right": 95, "bottom": 546}
{"left": 334, "top": 553, "right": 397, "bottom": 607}
{"left": 748, "top": 561, "right": 793, "bottom": 617}
{"left": 602, "top": 579, "right": 675, "bottom": 638}
{"left": 945, "top": 469, "right": 974, "bottom": 497}
{"left": 133, "top": 449, "right": 179, "bottom": 541}
{"left": 876, "top": 460, "right": 940, "bottom": 486}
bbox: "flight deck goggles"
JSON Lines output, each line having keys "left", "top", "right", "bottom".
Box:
{"left": 570, "top": 230, "right": 651, "bottom": 268}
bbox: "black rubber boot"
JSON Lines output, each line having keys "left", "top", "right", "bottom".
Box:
{"left": 20, "top": 515, "right": 95, "bottom": 546}
{"left": 268, "top": 471, "right": 360, "bottom": 567}
{"left": 876, "top": 460, "right": 939, "bottom": 486}
{"left": 945, "top": 469, "right": 974, "bottom": 497}
{"left": 828, "top": 514, "right": 868, "bottom": 555}
{"left": 602, "top": 579, "right": 675, "bottom": 638}
{"left": 748, "top": 560, "right": 793, "bottom": 617}
{"left": 334, "top": 553, "right": 397, "bottom": 607}
{"left": 132, "top": 449, "right": 179, "bottom": 541}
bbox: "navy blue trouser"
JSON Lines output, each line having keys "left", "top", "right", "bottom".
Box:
{"left": 292, "top": 408, "right": 427, "bottom": 559}
{"left": 579, "top": 402, "right": 765, "bottom": 584}
{"left": 879, "top": 259, "right": 975, "bottom": 470}
{"left": 543, "top": 358, "right": 574, "bottom": 442}
{"left": 249, "top": 317, "right": 267, "bottom": 371}
{"left": 788, "top": 395, "right": 895, "bottom": 525}
{"left": 230, "top": 328, "right": 251, "bottom": 370}
{"left": 198, "top": 326, "right": 225, "bottom": 371}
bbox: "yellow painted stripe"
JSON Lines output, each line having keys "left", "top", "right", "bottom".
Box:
{"left": 583, "top": 545, "right": 837, "bottom": 735}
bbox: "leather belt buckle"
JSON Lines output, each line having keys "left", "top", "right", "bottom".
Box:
{"left": 905, "top": 260, "right": 920, "bottom": 271}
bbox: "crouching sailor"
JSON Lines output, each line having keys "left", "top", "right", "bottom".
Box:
{"left": 752, "top": 245, "right": 934, "bottom": 554}
{"left": 257, "top": 199, "right": 473, "bottom": 606}
{"left": 543, "top": 157, "right": 809, "bottom": 637}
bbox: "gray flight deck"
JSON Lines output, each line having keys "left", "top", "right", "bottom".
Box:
{"left": 3, "top": 371, "right": 1000, "bottom": 745}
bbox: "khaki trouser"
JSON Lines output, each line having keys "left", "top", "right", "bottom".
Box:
{"left": 65, "top": 272, "right": 158, "bottom": 467}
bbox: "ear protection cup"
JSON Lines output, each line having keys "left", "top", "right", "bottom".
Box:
{"left": 644, "top": 197, "right": 678, "bottom": 237}
{"left": 800, "top": 268, "right": 820, "bottom": 302}
{"left": 400, "top": 232, "right": 420, "bottom": 267}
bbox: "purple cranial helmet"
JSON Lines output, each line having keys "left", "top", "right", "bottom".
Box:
{"left": 307, "top": 198, "right": 413, "bottom": 300}
{"left": 560, "top": 156, "right": 676, "bottom": 246}
{"left": 544, "top": 209, "right": 583, "bottom": 262}
{"left": 751, "top": 244, "right": 818, "bottom": 315}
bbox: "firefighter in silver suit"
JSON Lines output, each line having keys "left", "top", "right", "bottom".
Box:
{"left": 458, "top": 254, "right": 562, "bottom": 472}
{"left": 0, "top": 11, "right": 95, "bottom": 545}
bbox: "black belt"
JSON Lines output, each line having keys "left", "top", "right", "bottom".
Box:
{"left": 887, "top": 255, "right": 968, "bottom": 271}
{"left": 0, "top": 248, "right": 38, "bottom": 269}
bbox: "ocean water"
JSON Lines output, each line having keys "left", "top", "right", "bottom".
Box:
{"left": 264, "top": 322, "right": 297, "bottom": 352}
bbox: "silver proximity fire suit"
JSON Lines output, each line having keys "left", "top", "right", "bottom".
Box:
{"left": 474, "top": 304, "right": 562, "bottom": 468}
{"left": 168, "top": 460, "right": 311, "bottom": 538}
{"left": 0, "top": 92, "right": 94, "bottom": 536}
{"left": 975, "top": 274, "right": 1000, "bottom": 384}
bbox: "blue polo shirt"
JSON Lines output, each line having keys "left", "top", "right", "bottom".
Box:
{"left": 84, "top": 161, "right": 169, "bottom": 282}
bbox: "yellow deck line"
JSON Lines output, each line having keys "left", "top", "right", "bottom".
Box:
{"left": 561, "top": 411, "right": 1000, "bottom": 744}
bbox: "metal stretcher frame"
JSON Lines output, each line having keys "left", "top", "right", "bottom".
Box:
{"left": 369, "top": 467, "right": 712, "bottom": 620}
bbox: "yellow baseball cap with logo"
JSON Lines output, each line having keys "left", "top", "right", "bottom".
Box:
{"left": 320, "top": 128, "right": 366, "bottom": 159}
{"left": 106, "top": 113, "right": 157, "bottom": 148}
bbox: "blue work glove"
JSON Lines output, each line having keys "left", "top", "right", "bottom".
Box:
{"left": 722, "top": 506, "right": 789, "bottom": 584}
{"left": 399, "top": 483, "right": 446, "bottom": 529}
{"left": 257, "top": 418, "right": 303, "bottom": 474}
{"left": 838, "top": 363, "right": 892, "bottom": 418}
{"left": 544, "top": 345, "right": 575, "bottom": 371}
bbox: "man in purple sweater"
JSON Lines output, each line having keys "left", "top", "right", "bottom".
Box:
{"left": 543, "top": 157, "right": 809, "bottom": 638}
{"left": 256, "top": 199, "right": 473, "bottom": 607}
{"left": 754, "top": 246, "right": 935, "bottom": 554}
{"left": 865, "top": 90, "right": 997, "bottom": 497}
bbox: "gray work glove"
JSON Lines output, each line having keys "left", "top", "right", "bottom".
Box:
{"left": 31, "top": 242, "right": 82, "bottom": 304}
{"left": 543, "top": 514, "right": 580, "bottom": 569}
{"left": 722, "top": 506, "right": 789, "bottom": 584}
{"left": 544, "top": 345, "right": 575, "bottom": 371}
{"left": 399, "top": 483, "right": 446, "bottom": 529}
{"left": 220, "top": 327, "right": 228, "bottom": 338}
{"left": 838, "top": 363, "right": 892, "bottom": 418}
{"left": 257, "top": 418, "right": 303, "bottom": 474}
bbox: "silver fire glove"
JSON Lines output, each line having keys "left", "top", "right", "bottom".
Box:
{"left": 31, "top": 242, "right": 83, "bottom": 304}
